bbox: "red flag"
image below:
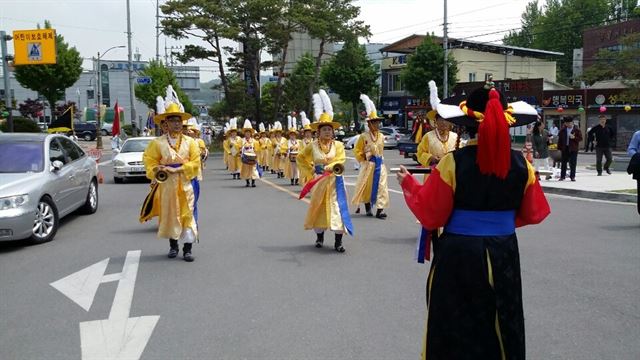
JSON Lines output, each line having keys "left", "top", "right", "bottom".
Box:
{"left": 112, "top": 102, "right": 121, "bottom": 136}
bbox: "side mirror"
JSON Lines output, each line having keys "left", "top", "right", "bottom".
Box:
{"left": 51, "top": 160, "right": 64, "bottom": 172}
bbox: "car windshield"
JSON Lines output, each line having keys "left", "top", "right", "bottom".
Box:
{"left": 397, "top": 128, "right": 411, "bottom": 134}
{"left": 0, "top": 141, "right": 44, "bottom": 173}
{"left": 380, "top": 129, "right": 392, "bottom": 135}
{"left": 120, "top": 139, "right": 152, "bottom": 153}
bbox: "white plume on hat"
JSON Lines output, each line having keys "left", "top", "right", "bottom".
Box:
{"left": 287, "top": 115, "right": 293, "bottom": 130}
{"left": 163, "top": 85, "right": 185, "bottom": 112}
{"left": 185, "top": 117, "right": 199, "bottom": 130}
{"left": 360, "top": 94, "right": 377, "bottom": 119}
{"left": 243, "top": 119, "right": 253, "bottom": 130}
{"left": 319, "top": 89, "right": 333, "bottom": 119}
{"left": 312, "top": 94, "right": 323, "bottom": 121}
{"left": 259, "top": 122, "right": 266, "bottom": 132}
{"left": 429, "top": 80, "right": 440, "bottom": 110}
{"left": 292, "top": 116, "right": 297, "bottom": 130}
{"left": 273, "top": 120, "right": 283, "bottom": 131}
{"left": 156, "top": 96, "right": 165, "bottom": 115}
{"left": 229, "top": 117, "right": 238, "bottom": 130}
{"left": 300, "top": 111, "right": 311, "bottom": 129}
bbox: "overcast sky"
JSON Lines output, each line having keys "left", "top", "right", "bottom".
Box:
{"left": 1, "top": 0, "right": 531, "bottom": 81}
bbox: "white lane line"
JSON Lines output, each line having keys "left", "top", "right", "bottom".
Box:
{"left": 343, "top": 181, "right": 404, "bottom": 195}
{"left": 259, "top": 177, "right": 311, "bottom": 204}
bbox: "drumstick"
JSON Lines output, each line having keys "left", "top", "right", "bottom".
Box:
{"left": 389, "top": 167, "right": 432, "bottom": 174}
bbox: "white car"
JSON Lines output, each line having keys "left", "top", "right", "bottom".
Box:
{"left": 112, "top": 137, "right": 154, "bottom": 183}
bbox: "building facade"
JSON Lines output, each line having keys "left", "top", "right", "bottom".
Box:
{"left": 271, "top": 32, "right": 335, "bottom": 77}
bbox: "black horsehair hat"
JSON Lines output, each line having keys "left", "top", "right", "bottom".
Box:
{"left": 435, "top": 81, "right": 538, "bottom": 128}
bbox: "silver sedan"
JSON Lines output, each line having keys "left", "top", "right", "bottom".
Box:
{"left": 0, "top": 133, "right": 99, "bottom": 243}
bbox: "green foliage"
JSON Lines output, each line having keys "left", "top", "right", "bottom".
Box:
{"left": 208, "top": 74, "right": 255, "bottom": 120}
{"left": 503, "top": 0, "right": 542, "bottom": 48}
{"left": 134, "top": 60, "right": 194, "bottom": 115}
{"left": 321, "top": 36, "right": 377, "bottom": 129}
{"left": 401, "top": 35, "right": 458, "bottom": 99}
{"left": 0, "top": 117, "right": 41, "bottom": 133}
{"left": 13, "top": 21, "right": 83, "bottom": 118}
{"left": 283, "top": 53, "right": 317, "bottom": 113}
{"left": 260, "top": 82, "right": 278, "bottom": 122}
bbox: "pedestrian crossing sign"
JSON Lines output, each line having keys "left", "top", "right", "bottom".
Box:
{"left": 12, "top": 29, "right": 57, "bottom": 65}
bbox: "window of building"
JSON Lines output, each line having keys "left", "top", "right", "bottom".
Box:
{"left": 388, "top": 74, "right": 404, "bottom": 92}
{"left": 484, "top": 73, "right": 493, "bottom": 81}
{"left": 469, "top": 72, "right": 476, "bottom": 82}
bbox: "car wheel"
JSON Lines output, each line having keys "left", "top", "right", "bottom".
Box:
{"left": 83, "top": 133, "right": 92, "bottom": 141}
{"left": 78, "top": 180, "right": 99, "bottom": 214}
{"left": 29, "top": 197, "right": 59, "bottom": 244}
{"left": 101, "top": 129, "right": 108, "bottom": 136}
{"left": 114, "top": 177, "right": 123, "bottom": 184}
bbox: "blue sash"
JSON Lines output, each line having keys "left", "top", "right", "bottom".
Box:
{"left": 335, "top": 175, "right": 354, "bottom": 236}
{"left": 445, "top": 209, "right": 516, "bottom": 236}
{"left": 166, "top": 164, "right": 199, "bottom": 226}
{"left": 314, "top": 165, "right": 324, "bottom": 175}
{"left": 369, "top": 156, "right": 383, "bottom": 207}
{"left": 415, "top": 227, "right": 429, "bottom": 263}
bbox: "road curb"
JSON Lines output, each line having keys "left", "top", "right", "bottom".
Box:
{"left": 542, "top": 186, "right": 637, "bottom": 203}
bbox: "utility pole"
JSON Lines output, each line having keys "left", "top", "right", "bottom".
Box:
{"left": 96, "top": 52, "right": 103, "bottom": 149}
{"left": 156, "top": 0, "right": 161, "bottom": 62}
{"left": 442, "top": 0, "right": 449, "bottom": 98}
{"left": 1, "top": 31, "right": 14, "bottom": 132}
{"left": 126, "top": 0, "right": 137, "bottom": 132}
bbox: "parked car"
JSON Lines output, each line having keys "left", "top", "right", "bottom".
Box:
{"left": 0, "top": 133, "right": 99, "bottom": 243}
{"left": 87, "top": 121, "right": 113, "bottom": 136}
{"left": 72, "top": 121, "right": 98, "bottom": 141}
{"left": 343, "top": 134, "right": 360, "bottom": 150}
{"left": 112, "top": 137, "right": 154, "bottom": 183}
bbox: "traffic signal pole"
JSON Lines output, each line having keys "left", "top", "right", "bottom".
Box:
{"left": 1, "top": 31, "right": 13, "bottom": 132}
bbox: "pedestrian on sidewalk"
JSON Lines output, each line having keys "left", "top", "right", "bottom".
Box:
{"left": 585, "top": 126, "right": 595, "bottom": 152}
{"left": 558, "top": 116, "right": 582, "bottom": 181}
{"left": 627, "top": 130, "right": 640, "bottom": 215}
{"left": 396, "top": 80, "right": 550, "bottom": 359}
{"left": 532, "top": 120, "right": 552, "bottom": 180}
{"left": 590, "top": 114, "right": 615, "bottom": 175}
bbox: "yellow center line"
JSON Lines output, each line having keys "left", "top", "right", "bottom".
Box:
{"left": 259, "top": 177, "right": 311, "bottom": 204}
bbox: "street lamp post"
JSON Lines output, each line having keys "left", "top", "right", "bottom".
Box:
{"left": 95, "top": 45, "right": 125, "bottom": 149}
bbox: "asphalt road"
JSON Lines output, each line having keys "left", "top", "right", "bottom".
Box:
{"left": 0, "top": 150, "right": 638, "bottom": 360}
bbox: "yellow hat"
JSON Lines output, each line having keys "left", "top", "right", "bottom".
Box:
{"left": 226, "top": 118, "right": 239, "bottom": 136}
{"left": 310, "top": 90, "right": 341, "bottom": 131}
{"left": 154, "top": 102, "right": 190, "bottom": 125}
{"left": 242, "top": 119, "right": 255, "bottom": 134}
{"left": 360, "top": 94, "right": 384, "bottom": 122}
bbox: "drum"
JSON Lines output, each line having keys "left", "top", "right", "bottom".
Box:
{"left": 242, "top": 153, "right": 257, "bottom": 165}
{"left": 289, "top": 152, "right": 298, "bottom": 163}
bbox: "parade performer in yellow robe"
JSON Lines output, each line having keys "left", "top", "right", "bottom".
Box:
{"left": 143, "top": 92, "right": 201, "bottom": 262}
{"left": 239, "top": 119, "right": 261, "bottom": 187}
{"left": 267, "top": 126, "right": 275, "bottom": 172}
{"left": 298, "top": 111, "right": 314, "bottom": 186}
{"left": 223, "top": 118, "right": 242, "bottom": 179}
{"left": 257, "top": 123, "right": 271, "bottom": 171}
{"left": 183, "top": 118, "right": 208, "bottom": 179}
{"left": 271, "top": 121, "right": 287, "bottom": 178}
{"left": 297, "top": 89, "right": 352, "bottom": 253}
{"left": 222, "top": 122, "right": 229, "bottom": 169}
{"left": 284, "top": 115, "right": 302, "bottom": 185}
{"left": 351, "top": 94, "right": 390, "bottom": 219}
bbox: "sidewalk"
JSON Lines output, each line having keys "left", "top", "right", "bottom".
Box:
{"left": 540, "top": 166, "right": 637, "bottom": 203}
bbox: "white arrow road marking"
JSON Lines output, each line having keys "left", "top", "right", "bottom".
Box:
{"left": 51, "top": 250, "right": 159, "bottom": 360}
{"left": 50, "top": 258, "right": 109, "bottom": 311}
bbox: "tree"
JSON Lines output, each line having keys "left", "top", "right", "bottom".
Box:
{"left": 401, "top": 35, "right": 458, "bottom": 100}
{"left": 13, "top": 21, "right": 82, "bottom": 120}
{"left": 321, "top": 36, "right": 377, "bottom": 131}
{"left": 504, "top": 0, "right": 611, "bottom": 84}
{"left": 18, "top": 98, "right": 44, "bottom": 119}
{"left": 583, "top": 33, "right": 640, "bottom": 102}
{"left": 161, "top": 0, "right": 237, "bottom": 101}
{"left": 283, "top": 53, "right": 316, "bottom": 114}
{"left": 503, "top": 0, "right": 542, "bottom": 48}
{"left": 134, "top": 60, "right": 194, "bottom": 115}
{"left": 209, "top": 74, "right": 255, "bottom": 119}
{"left": 54, "top": 101, "right": 78, "bottom": 118}
{"left": 297, "top": 0, "right": 370, "bottom": 109}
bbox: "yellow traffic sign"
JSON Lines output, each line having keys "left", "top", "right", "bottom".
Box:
{"left": 12, "top": 29, "right": 57, "bottom": 65}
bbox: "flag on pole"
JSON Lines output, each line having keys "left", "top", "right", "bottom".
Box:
{"left": 112, "top": 101, "right": 121, "bottom": 136}
{"left": 47, "top": 106, "right": 73, "bottom": 134}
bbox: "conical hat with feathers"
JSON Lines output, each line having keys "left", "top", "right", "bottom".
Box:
{"left": 300, "top": 111, "right": 312, "bottom": 131}
{"left": 287, "top": 115, "right": 298, "bottom": 134}
{"left": 226, "top": 118, "right": 239, "bottom": 135}
{"left": 271, "top": 121, "right": 283, "bottom": 133}
{"left": 310, "top": 89, "right": 341, "bottom": 130}
{"left": 242, "top": 119, "right": 255, "bottom": 134}
{"left": 359, "top": 94, "right": 383, "bottom": 121}
{"left": 258, "top": 122, "right": 266, "bottom": 133}
{"left": 153, "top": 85, "right": 190, "bottom": 124}
{"left": 426, "top": 80, "right": 441, "bottom": 124}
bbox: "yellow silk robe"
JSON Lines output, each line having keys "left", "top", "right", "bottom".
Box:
{"left": 351, "top": 131, "right": 390, "bottom": 209}
{"left": 224, "top": 136, "right": 242, "bottom": 173}
{"left": 267, "top": 135, "right": 276, "bottom": 169}
{"left": 196, "top": 138, "right": 207, "bottom": 179}
{"left": 258, "top": 137, "right": 271, "bottom": 167}
{"left": 240, "top": 137, "right": 261, "bottom": 180}
{"left": 299, "top": 138, "right": 314, "bottom": 185}
{"left": 143, "top": 135, "right": 201, "bottom": 240}
{"left": 297, "top": 140, "right": 348, "bottom": 232}
{"left": 272, "top": 136, "right": 287, "bottom": 171}
{"left": 283, "top": 139, "right": 301, "bottom": 179}
{"left": 417, "top": 130, "right": 459, "bottom": 182}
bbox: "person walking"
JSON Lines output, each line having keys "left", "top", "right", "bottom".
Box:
{"left": 396, "top": 80, "right": 550, "bottom": 359}
{"left": 239, "top": 119, "right": 260, "bottom": 188}
{"left": 558, "top": 116, "right": 582, "bottom": 181}
{"left": 223, "top": 118, "right": 242, "bottom": 179}
{"left": 589, "top": 114, "right": 615, "bottom": 175}
{"left": 143, "top": 95, "right": 201, "bottom": 262}
{"left": 532, "top": 120, "right": 552, "bottom": 180}
{"left": 627, "top": 130, "right": 640, "bottom": 215}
